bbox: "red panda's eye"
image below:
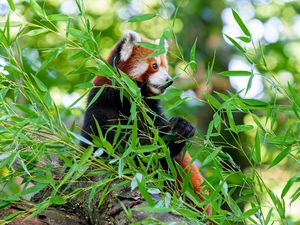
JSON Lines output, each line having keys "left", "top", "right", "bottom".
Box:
{"left": 152, "top": 63, "right": 158, "bottom": 70}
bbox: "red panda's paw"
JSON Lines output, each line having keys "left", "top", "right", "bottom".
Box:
{"left": 169, "top": 117, "right": 196, "bottom": 140}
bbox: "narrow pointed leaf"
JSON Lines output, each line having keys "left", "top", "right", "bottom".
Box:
{"left": 232, "top": 9, "right": 251, "bottom": 37}
{"left": 128, "top": 13, "right": 156, "bottom": 22}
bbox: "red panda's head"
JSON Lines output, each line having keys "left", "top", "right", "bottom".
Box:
{"left": 107, "top": 31, "right": 173, "bottom": 95}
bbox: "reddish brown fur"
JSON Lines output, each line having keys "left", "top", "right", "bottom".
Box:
{"left": 105, "top": 37, "right": 168, "bottom": 83}
{"left": 93, "top": 76, "right": 112, "bottom": 86}
{"left": 175, "top": 151, "right": 212, "bottom": 216}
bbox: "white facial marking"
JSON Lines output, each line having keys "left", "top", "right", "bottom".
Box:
{"left": 155, "top": 56, "right": 161, "bottom": 66}
{"left": 148, "top": 68, "right": 171, "bottom": 86}
{"left": 130, "top": 61, "right": 148, "bottom": 78}
{"left": 148, "top": 85, "right": 161, "bottom": 95}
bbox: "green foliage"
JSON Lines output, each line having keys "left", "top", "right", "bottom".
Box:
{"left": 0, "top": 1, "right": 299, "bottom": 225}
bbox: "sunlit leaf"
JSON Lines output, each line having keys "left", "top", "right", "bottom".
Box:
{"left": 30, "top": 0, "right": 45, "bottom": 18}
{"left": 254, "top": 131, "right": 261, "bottom": 163}
{"left": 136, "top": 42, "right": 160, "bottom": 50}
{"left": 281, "top": 175, "right": 300, "bottom": 198}
{"left": 269, "top": 147, "right": 290, "bottom": 168}
{"left": 224, "top": 34, "right": 246, "bottom": 53}
{"left": 128, "top": 13, "right": 156, "bottom": 22}
{"left": 7, "top": 0, "right": 15, "bottom": 11}
{"left": 218, "top": 70, "right": 251, "bottom": 77}
{"left": 237, "top": 36, "right": 251, "bottom": 43}
{"left": 32, "top": 75, "right": 47, "bottom": 92}
{"left": 232, "top": 9, "right": 251, "bottom": 37}
{"left": 189, "top": 38, "right": 197, "bottom": 71}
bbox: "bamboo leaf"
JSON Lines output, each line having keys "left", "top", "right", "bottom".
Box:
{"left": 218, "top": 70, "right": 252, "bottom": 77}
{"left": 206, "top": 50, "right": 216, "bottom": 85}
{"left": 37, "top": 48, "right": 63, "bottom": 74}
{"left": 237, "top": 36, "right": 251, "bottom": 43}
{"left": 128, "top": 13, "right": 156, "bottom": 22}
{"left": 7, "top": 0, "right": 15, "bottom": 11}
{"left": 137, "top": 180, "right": 155, "bottom": 207}
{"left": 30, "top": 0, "right": 45, "bottom": 18}
{"left": 204, "top": 93, "right": 221, "bottom": 109}
{"left": 136, "top": 41, "right": 160, "bottom": 50}
{"left": 281, "top": 175, "right": 300, "bottom": 198}
{"left": 224, "top": 34, "right": 246, "bottom": 53}
{"left": 269, "top": 148, "right": 290, "bottom": 168}
{"left": 32, "top": 75, "right": 47, "bottom": 92}
{"left": 254, "top": 131, "right": 261, "bottom": 163}
{"left": 25, "top": 28, "right": 48, "bottom": 37}
{"left": 189, "top": 38, "right": 197, "bottom": 71}
{"left": 232, "top": 9, "right": 251, "bottom": 37}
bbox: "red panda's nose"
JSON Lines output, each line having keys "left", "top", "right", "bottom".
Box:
{"left": 166, "top": 79, "right": 173, "bottom": 86}
{"left": 163, "top": 78, "right": 173, "bottom": 89}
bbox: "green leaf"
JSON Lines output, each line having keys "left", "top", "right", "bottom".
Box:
{"left": 75, "top": 82, "right": 93, "bottom": 89}
{"left": 70, "top": 132, "right": 93, "bottom": 146}
{"left": 252, "top": 114, "right": 266, "bottom": 132}
{"left": 288, "top": 83, "right": 300, "bottom": 109}
{"left": 243, "top": 99, "right": 268, "bottom": 107}
{"left": 136, "top": 41, "right": 160, "bottom": 50}
{"left": 0, "top": 192, "right": 20, "bottom": 201}
{"left": 7, "top": 0, "right": 15, "bottom": 11}
{"left": 204, "top": 93, "right": 221, "bottom": 109}
{"left": 137, "top": 180, "right": 155, "bottom": 207}
{"left": 206, "top": 50, "right": 216, "bottom": 85}
{"left": 237, "top": 36, "right": 251, "bottom": 43}
{"left": 79, "top": 145, "right": 93, "bottom": 165}
{"left": 201, "top": 147, "right": 221, "bottom": 168}
{"left": 229, "top": 124, "right": 253, "bottom": 133}
{"left": 146, "top": 48, "right": 166, "bottom": 58}
{"left": 37, "top": 48, "right": 63, "bottom": 74}
{"left": 50, "top": 196, "right": 65, "bottom": 205}
{"left": 25, "top": 28, "right": 48, "bottom": 37}
{"left": 245, "top": 73, "right": 254, "bottom": 94}
{"left": 243, "top": 207, "right": 258, "bottom": 218}
{"left": 30, "top": 0, "right": 45, "bottom": 18}
{"left": 163, "top": 28, "right": 172, "bottom": 40}
{"left": 265, "top": 208, "right": 273, "bottom": 225}
{"left": 227, "top": 108, "right": 235, "bottom": 129}
{"left": 25, "top": 201, "right": 51, "bottom": 220}
{"left": 2, "top": 211, "right": 24, "bottom": 222}
{"left": 128, "top": 13, "right": 156, "bottom": 22}
{"left": 218, "top": 70, "right": 251, "bottom": 77}
{"left": 32, "top": 76, "right": 47, "bottom": 92}
{"left": 48, "top": 14, "right": 69, "bottom": 21}
{"left": 254, "top": 131, "right": 261, "bottom": 163}
{"left": 213, "top": 112, "right": 221, "bottom": 133}
{"left": 281, "top": 175, "right": 300, "bottom": 198}
{"left": 267, "top": 135, "right": 297, "bottom": 146}
{"left": 131, "top": 173, "right": 143, "bottom": 191}
{"left": 87, "top": 85, "right": 105, "bottom": 109}
{"left": 189, "top": 38, "right": 197, "bottom": 71}
{"left": 269, "top": 148, "right": 290, "bottom": 168}
{"left": 232, "top": 9, "right": 251, "bottom": 37}
{"left": 20, "top": 183, "right": 47, "bottom": 196}
{"left": 224, "top": 34, "right": 246, "bottom": 53}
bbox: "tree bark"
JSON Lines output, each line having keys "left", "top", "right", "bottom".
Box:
{"left": 1, "top": 179, "right": 190, "bottom": 225}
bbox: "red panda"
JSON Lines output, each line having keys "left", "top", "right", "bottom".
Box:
{"left": 81, "top": 31, "right": 211, "bottom": 216}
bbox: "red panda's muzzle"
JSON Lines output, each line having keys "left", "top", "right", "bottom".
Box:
{"left": 147, "top": 76, "right": 173, "bottom": 95}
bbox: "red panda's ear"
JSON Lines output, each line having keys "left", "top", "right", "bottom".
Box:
{"left": 119, "top": 31, "right": 141, "bottom": 62}
{"left": 155, "top": 38, "right": 169, "bottom": 52}
{"left": 107, "top": 31, "right": 141, "bottom": 66}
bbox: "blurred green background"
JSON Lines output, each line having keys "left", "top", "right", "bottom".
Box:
{"left": 0, "top": 0, "right": 300, "bottom": 223}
